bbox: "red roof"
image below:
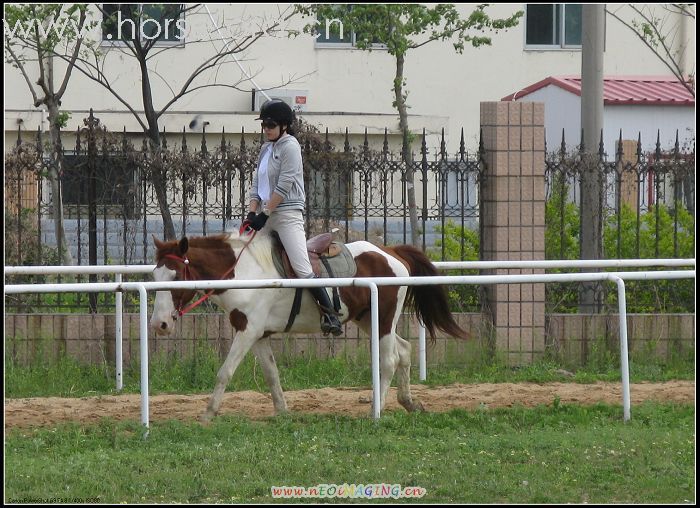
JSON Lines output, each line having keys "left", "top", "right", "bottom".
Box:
{"left": 502, "top": 76, "right": 694, "bottom": 106}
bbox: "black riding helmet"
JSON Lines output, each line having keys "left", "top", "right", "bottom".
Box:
{"left": 256, "top": 98, "right": 295, "bottom": 127}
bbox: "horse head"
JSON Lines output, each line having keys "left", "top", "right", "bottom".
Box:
{"left": 150, "top": 232, "right": 259, "bottom": 336}
{"left": 150, "top": 235, "right": 199, "bottom": 335}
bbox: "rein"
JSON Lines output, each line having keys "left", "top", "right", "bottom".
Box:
{"left": 163, "top": 228, "right": 257, "bottom": 317}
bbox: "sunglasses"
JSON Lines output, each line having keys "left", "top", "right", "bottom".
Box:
{"left": 261, "top": 120, "right": 279, "bottom": 129}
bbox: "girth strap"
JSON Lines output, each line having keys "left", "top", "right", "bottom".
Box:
{"left": 284, "top": 289, "right": 304, "bottom": 333}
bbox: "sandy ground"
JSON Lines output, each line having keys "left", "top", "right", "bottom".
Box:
{"left": 4, "top": 381, "right": 695, "bottom": 429}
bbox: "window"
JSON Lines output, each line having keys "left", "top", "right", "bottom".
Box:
{"left": 102, "top": 3, "right": 185, "bottom": 45}
{"left": 61, "top": 153, "right": 139, "bottom": 219}
{"left": 525, "top": 4, "right": 583, "bottom": 48}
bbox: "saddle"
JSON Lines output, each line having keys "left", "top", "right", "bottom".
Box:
{"left": 270, "top": 232, "right": 357, "bottom": 280}
{"left": 270, "top": 232, "right": 357, "bottom": 333}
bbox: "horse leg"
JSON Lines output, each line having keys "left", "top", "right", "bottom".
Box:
{"left": 378, "top": 332, "right": 399, "bottom": 411}
{"left": 395, "top": 335, "right": 424, "bottom": 412}
{"left": 355, "top": 316, "right": 400, "bottom": 413}
{"left": 201, "top": 328, "right": 261, "bottom": 423}
{"left": 250, "top": 338, "right": 288, "bottom": 415}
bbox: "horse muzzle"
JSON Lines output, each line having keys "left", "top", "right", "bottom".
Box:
{"left": 150, "top": 316, "right": 176, "bottom": 336}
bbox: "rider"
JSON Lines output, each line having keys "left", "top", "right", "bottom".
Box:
{"left": 246, "top": 98, "right": 343, "bottom": 336}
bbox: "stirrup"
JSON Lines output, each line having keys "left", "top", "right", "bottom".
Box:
{"left": 321, "top": 314, "right": 342, "bottom": 337}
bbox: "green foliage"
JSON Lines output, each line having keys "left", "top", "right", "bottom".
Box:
{"left": 604, "top": 203, "right": 695, "bottom": 259}
{"left": 5, "top": 339, "right": 694, "bottom": 399}
{"left": 4, "top": 207, "right": 59, "bottom": 267}
{"left": 545, "top": 173, "right": 580, "bottom": 260}
{"left": 600, "top": 203, "right": 695, "bottom": 312}
{"left": 296, "top": 4, "right": 523, "bottom": 57}
{"left": 429, "top": 220, "right": 480, "bottom": 312}
{"left": 545, "top": 178, "right": 695, "bottom": 313}
{"left": 544, "top": 174, "right": 581, "bottom": 311}
{"left": 428, "top": 203, "right": 695, "bottom": 313}
{"left": 55, "top": 111, "right": 71, "bottom": 129}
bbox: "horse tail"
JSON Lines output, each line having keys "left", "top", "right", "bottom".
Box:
{"left": 391, "top": 245, "right": 471, "bottom": 340}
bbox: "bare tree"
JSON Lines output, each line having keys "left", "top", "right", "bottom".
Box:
{"left": 607, "top": 3, "right": 695, "bottom": 97}
{"left": 37, "top": 4, "right": 306, "bottom": 239}
{"left": 4, "top": 4, "right": 98, "bottom": 264}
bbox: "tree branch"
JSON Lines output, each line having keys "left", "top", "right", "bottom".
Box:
{"left": 670, "top": 4, "right": 695, "bottom": 19}
{"left": 48, "top": 50, "right": 150, "bottom": 132}
{"left": 152, "top": 24, "right": 281, "bottom": 117}
{"left": 606, "top": 6, "right": 695, "bottom": 97}
{"left": 55, "top": 7, "right": 87, "bottom": 99}
{"left": 30, "top": 5, "right": 50, "bottom": 97}
{"left": 4, "top": 38, "right": 41, "bottom": 106}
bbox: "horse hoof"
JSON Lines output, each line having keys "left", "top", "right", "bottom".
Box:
{"left": 411, "top": 400, "right": 425, "bottom": 413}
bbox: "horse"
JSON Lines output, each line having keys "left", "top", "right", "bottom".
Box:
{"left": 150, "top": 228, "right": 469, "bottom": 422}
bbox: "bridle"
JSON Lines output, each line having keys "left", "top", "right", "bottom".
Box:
{"left": 160, "top": 227, "right": 257, "bottom": 317}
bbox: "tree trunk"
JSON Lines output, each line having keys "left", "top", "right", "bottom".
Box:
{"left": 46, "top": 97, "right": 73, "bottom": 265}
{"left": 138, "top": 48, "right": 176, "bottom": 241}
{"left": 394, "top": 54, "right": 421, "bottom": 247}
{"left": 145, "top": 128, "right": 177, "bottom": 241}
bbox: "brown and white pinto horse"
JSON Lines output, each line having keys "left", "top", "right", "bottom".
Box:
{"left": 150, "top": 229, "right": 469, "bottom": 422}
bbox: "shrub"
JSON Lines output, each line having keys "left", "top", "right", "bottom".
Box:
{"left": 429, "top": 220, "right": 480, "bottom": 312}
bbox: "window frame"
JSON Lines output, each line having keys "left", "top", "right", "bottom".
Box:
{"left": 315, "top": 31, "right": 388, "bottom": 50}
{"left": 100, "top": 3, "right": 186, "bottom": 49}
{"left": 523, "top": 3, "right": 586, "bottom": 51}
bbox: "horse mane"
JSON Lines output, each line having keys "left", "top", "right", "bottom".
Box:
{"left": 187, "top": 234, "right": 233, "bottom": 249}
{"left": 155, "top": 232, "right": 276, "bottom": 275}
{"left": 223, "top": 230, "right": 276, "bottom": 274}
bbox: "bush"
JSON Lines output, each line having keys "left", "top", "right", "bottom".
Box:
{"left": 432, "top": 176, "right": 696, "bottom": 314}
{"left": 429, "top": 220, "right": 480, "bottom": 312}
{"left": 545, "top": 189, "right": 695, "bottom": 313}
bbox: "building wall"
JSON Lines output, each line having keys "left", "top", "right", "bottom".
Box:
{"left": 5, "top": 3, "right": 686, "bottom": 154}
{"left": 604, "top": 106, "right": 695, "bottom": 152}
{"left": 514, "top": 86, "right": 582, "bottom": 150}
{"left": 512, "top": 86, "right": 695, "bottom": 153}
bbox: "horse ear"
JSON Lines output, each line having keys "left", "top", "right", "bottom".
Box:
{"left": 153, "top": 234, "right": 165, "bottom": 249}
{"left": 178, "top": 237, "right": 189, "bottom": 255}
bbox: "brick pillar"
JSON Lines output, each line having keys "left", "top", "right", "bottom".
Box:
{"left": 480, "top": 102, "right": 546, "bottom": 365}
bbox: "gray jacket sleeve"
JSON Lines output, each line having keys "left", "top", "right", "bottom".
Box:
{"left": 274, "top": 139, "right": 303, "bottom": 199}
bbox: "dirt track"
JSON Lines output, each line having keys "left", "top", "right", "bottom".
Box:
{"left": 4, "top": 381, "right": 695, "bottom": 429}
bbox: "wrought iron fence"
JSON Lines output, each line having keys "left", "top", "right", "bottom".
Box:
{"left": 543, "top": 129, "right": 695, "bottom": 314}
{"left": 544, "top": 128, "right": 695, "bottom": 260}
{"left": 5, "top": 112, "right": 484, "bottom": 312}
{"left": 5, "top": 112, "right": 694, "bottom": 315}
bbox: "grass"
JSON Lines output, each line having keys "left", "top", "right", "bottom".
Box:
{"left": 5, "top": 336, "right": 695, "bottom": 503}
{"left": 5, "top": 336, "right": 695, "bottom": 399}
{"left": 4, "top": 402, "right": 695, "bottom": 503}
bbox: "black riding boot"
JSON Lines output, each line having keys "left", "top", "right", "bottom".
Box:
{"left": 309, "top": 286, "right": 343, "bottom": 336}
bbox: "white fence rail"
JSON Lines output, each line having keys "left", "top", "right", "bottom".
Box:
{"left": 5, "top": 268, "right": 696, "bottom": 430}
